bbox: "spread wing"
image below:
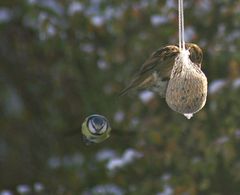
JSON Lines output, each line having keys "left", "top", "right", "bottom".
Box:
{"left": 119, "top": 45, "right": 179, "bottom": 96}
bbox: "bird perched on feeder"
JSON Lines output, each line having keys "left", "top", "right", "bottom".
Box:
{"left": 81, "top": 114, "right": 111, "bottom": 144}
{"left": 120, "top": 43, "right": 207, "bottom": 117}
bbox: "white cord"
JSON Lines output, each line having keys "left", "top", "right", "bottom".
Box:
{"left": 178, "top": 0, "right": 182, "bottom": 50}
{"left": 178, "top": 0, "right": 185, "bottom": 51}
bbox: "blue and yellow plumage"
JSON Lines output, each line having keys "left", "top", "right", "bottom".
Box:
{"left": 81, "top": 114, "right": 111, "bottom": 144}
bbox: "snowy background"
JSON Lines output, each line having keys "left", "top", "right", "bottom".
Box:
{"left": 0, "top": 0, "right": 240, "bottom": 194}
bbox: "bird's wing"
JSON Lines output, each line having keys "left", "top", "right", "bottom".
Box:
{"left": 138, "top": 45, "right": 179, "bottom": 78}
{"left": 119, "top": 45, "right": 179, "bottom": 96}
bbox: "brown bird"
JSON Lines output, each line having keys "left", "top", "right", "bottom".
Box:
{"left": 119, "top": 43, "right": 203, "bottom": 97}
{"left": 120, "top": 43, "right": 208, "bottom": 117}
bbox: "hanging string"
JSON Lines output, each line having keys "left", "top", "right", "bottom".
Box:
{"left": 178, "top": 0, "right": 182, "bottom": 50}
{"left": 181, "top": 0, "right": 185, "bottom": 50}
{"left": 178, "top": 0, "right": 185, "bottom": 51}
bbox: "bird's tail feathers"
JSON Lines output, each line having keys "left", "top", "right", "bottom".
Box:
{"left": 119, "top": 85, "right": 133, "bottom": 96}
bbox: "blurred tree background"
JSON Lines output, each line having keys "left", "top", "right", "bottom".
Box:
{"left": 0, "top": 0, "right": 240, "bottom": 194}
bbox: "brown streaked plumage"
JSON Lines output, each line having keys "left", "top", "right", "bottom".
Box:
{"left": 119, "top": 43, "right": 203, "bottom": 97}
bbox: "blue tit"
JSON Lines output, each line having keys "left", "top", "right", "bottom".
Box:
{"left": 81, "top": 114, "right": 111, "bottom": 145}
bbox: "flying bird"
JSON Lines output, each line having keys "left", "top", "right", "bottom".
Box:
{"left": 81, "top": 114, "right": 111, "bottom": 144}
